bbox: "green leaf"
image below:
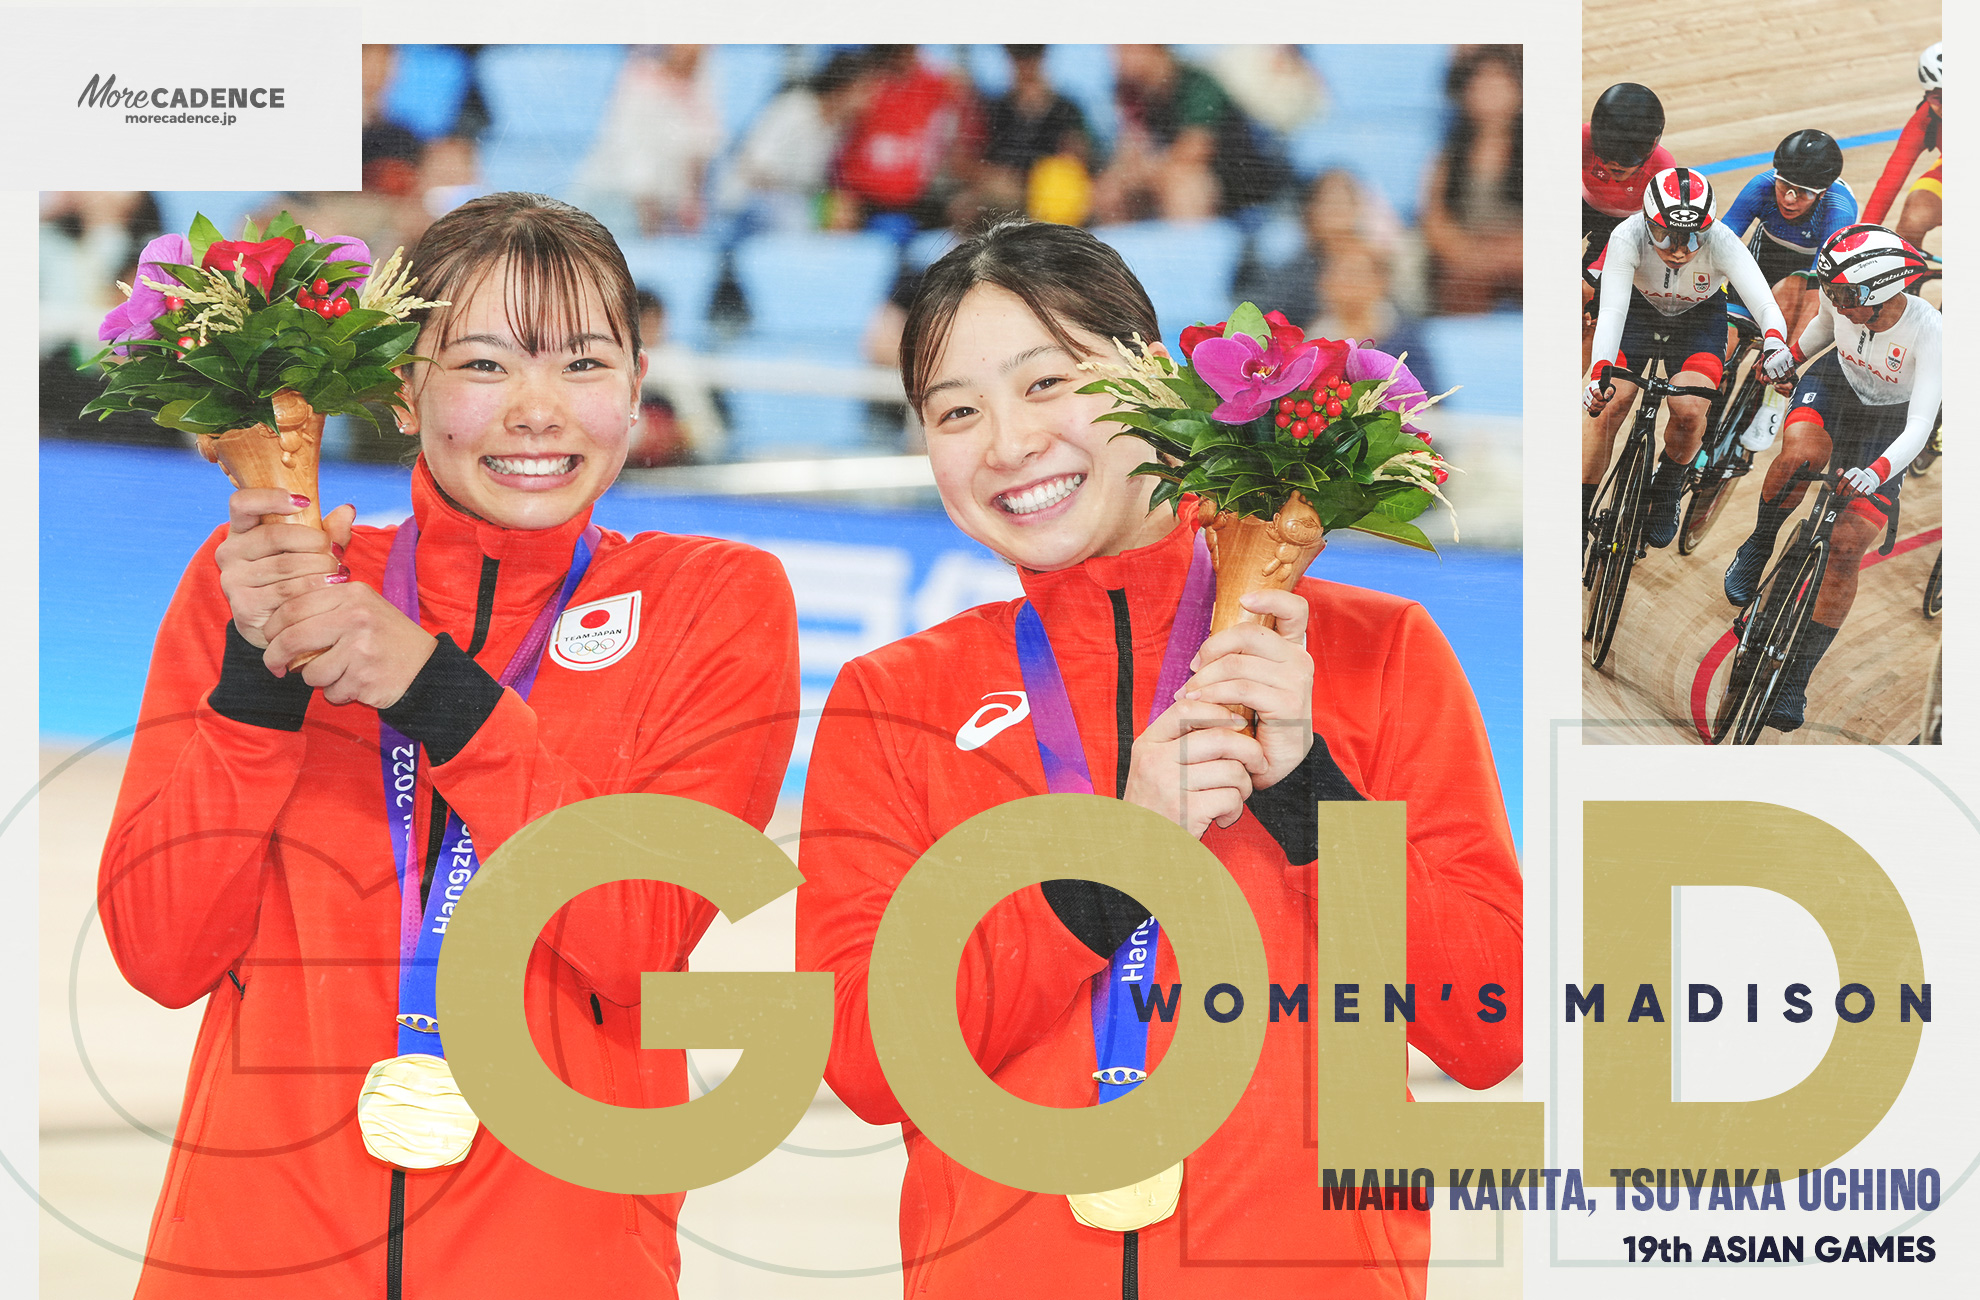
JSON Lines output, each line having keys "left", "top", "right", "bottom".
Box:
{"left": 180, "top": 351, "right": 245, "bottom": 391}
{"left": 181, "top": 389, "right": 251, "bottom": 430}
{"left": 239, "top": 215, "right": 262, "bottom": 242}
{"left": 1348, "top": 515, "right": 1436, "bottom": 553}
{"left": 263, "top": 211, "right": 305, "bottom": 243}
{"left": 188, "top": 214, "right": 224, "bottom": 262}
{"left": 155, "top": 262, "right": 209, "bottom": 291}
{"left": 1224, "top": 302, "right": 1269, "bottom": 344}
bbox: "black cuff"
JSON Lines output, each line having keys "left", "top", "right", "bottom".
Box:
{"left": 378, "top": 635, "right": 503, "bottom": 766}
{"left": 1042, "top": 879, "right": 1151, "bottom": 960}
{"left": 1247, "top": 733, "right": 1364, "bottom": 865}
{"left": 207, "top": 622, "right": 313, "bottom": 732}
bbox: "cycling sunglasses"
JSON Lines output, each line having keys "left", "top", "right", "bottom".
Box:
{"left": 1647, "top": 223, "right": 1705, "bottom": 252}
{"left": 1820, "top": 279, "right": 1871, "bottom": 309}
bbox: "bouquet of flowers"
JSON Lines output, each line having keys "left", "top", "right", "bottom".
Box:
{"left": 81, "top": 211, "right": 443, "bottom": 530}
{"left": 1078, "top": 303, "right": 1455, "bottom": 654}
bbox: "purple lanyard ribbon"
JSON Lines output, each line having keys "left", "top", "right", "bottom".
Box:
{"left": 376, "top": 516, "right": 599, "bottom": 1057}
{"left": 1013, "top": 531, "right": 1214, "bottom": 1101}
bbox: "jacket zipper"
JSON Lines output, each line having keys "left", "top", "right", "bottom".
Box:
{"left": 384, "top": 553, "right": 500, "bottom": 1299}
{"left": 1106, "top": 589, "right": 1138, "bottom": 1298}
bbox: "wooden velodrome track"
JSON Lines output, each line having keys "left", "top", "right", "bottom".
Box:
{"left": 1583, "top": 0, "right": 1945, "bottom": 744}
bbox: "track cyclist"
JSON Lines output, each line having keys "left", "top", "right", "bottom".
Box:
{"left": 1862, "top": 42, "right": 1942, "bottom": 253}
{"left": 1719, "top": 129, "right": 1858, "bottom": 450}
{"left": 1583, "top": 83, "right": 1675, "bottom": 371}
{"left": 1583, "top": 167, "right": 1793, "bottom": 544}
{"left": 1721, "top": 223, "right": 1939, "bottom": 731}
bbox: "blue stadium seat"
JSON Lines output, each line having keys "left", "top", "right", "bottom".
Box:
{"left": 383, "top": 45, "right": 470, "bottom": 140}
{"left": 1288, "top": 117, "right": 1444, "bottom": 224}
{"left": 731, "top": 232, "right": 898, "bottom": 341}
{"left": 475, "top": 45, "right": 623, "bottom": 144}
{"left": 1044, "top": 45, "right": 1116, "bottom": 146}
{"left": 1094, "top": 220, "right": 1245, "bottom": 351}
{"left": 723, "top": 231, "right": 902, "bottom": 457}
{"left": 1419, "top": 312, "right": 1522, "bottom": 417}
{"left": 621, "top": 237, "right": 724, "bottom": 350}
{"left": 708, "top": 44, "right": 790, "bottom": 147}
{"left": 1301, "top": 45, "right": 1451, "bottom": 118}
{"left": 478, "top": 139, "right": 590, "bottom": 201}
{"left": 152, "top": 192, "right": 277, "bottom": 242}
{"left": 963, "top": 44, "right": 1014, "bottom": 99}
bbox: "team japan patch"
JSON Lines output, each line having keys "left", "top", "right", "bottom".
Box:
{"left": 549, "top": 591, "right": 641, "bottom": 671}
{"left": 1693, "top": 271, "right": 1711, "bottom": 293}
{"left": 1887, "top": 344, "right": 1906, "bottom": 371}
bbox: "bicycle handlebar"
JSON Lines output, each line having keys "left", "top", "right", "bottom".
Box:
{"left": 1786, "top": 465, "right": 1901, "bottom": 555}
{"left": 1595, "top": 362, "right": 1721, "bottom": 402}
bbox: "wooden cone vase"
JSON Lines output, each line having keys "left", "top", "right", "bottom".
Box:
{"left": 197, "top": 389, "right": 328, "bottom": 667}
{"left": 198, "top": 389, "right": 327, "bottom": 530}
{"left": 1195, "top": 493, "right": 1326, "bottom": 734}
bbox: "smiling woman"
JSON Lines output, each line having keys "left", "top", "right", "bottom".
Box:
{"left": 799, "top": 219, "right": 1522, "bottom": 1299}
{"left": 95, "top": 192, "right": 800, "bottom": 1298}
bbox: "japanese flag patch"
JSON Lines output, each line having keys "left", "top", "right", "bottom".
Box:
{"left": 1887, "top": 344, "right": 1906, "bottom": 371}
{"left": 1693, "top": 271, "right": 1711, "bottom": 294}
{"left": 549, "top": 591, "right": 641, "bottom": 671}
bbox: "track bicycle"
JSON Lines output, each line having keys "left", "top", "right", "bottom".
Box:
{"left": 1583, "top": 361, "right": 1721, "bottom": 669}
{"left": 1709, "top": 466, "right": 1898, "bottom": 744}
{"left": 1676, "top": 315, "right": 1768, "bottom": 555}
{"left": 1923, "top": 549, "right": 1942, "bottom": 619}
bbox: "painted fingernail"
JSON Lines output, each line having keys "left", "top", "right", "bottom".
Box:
{"left": 290, "top": 493, "right": 311, "bottom": 508}
{"left": 327, "top": 568, "right": 351, "bottom": 584}
{"left": 331, "top": 543, "right": 345, "bottom": 560}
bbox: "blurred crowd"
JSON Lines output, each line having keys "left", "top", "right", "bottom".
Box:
{"left": 42, "top": 43, "right": 1523, "bottom": 466}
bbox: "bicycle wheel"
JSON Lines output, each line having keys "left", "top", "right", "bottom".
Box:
{"left": 1712, "top": 540, "right": 1826, "bottom": 744}
{"left": 1924, "top": 550, "right": 1943, "bottom": 619}
{"left": 1584, "top": 422, "right": 1651, "bottom": 669}
{"left": 1680, "top": 371, "right": 1766, "bottom": 556}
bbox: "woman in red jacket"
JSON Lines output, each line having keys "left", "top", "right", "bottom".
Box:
{"left": 98, "top": 192, "right": 799, "bottom": 1298}
{"left": 797, "top": 219, "right": 1521, "bottom": 1299}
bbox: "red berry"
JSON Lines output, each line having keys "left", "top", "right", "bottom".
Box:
{"left": 1326, "top": 400, "right": 1344, "bottom": 417}
{"left": 1278, "top": 397, "right": 1295, "bottom": 415}
{"left": 165, "top": 296, "right": 184, "bottom": 311}
{"left": 1416, "top": 431, "right": 1434, "bottom": 445}
{"left": 1336, "top": 383, "right": 1353, "bottom": 399}
{"left": 1319, "top": 373, "right": 1339, "bottom": 390}
{"left": 331, "top": 298, "right": 351, "bottom": 317}
{"left": 1274, "top": 413, "right": 1292, "bottom": 429}
{"left": 1289, "top": 419, "right": 1309, "bottom": 438}
{"left": 297, "top": 292, "right": 314, "bottom": 310}
{"left": 312, "top": 278, "right": 329, "bottom": 296}
{"left": 1294, "top": 399, "right": 1314, "bottom": 418}
{"left": 177, "top": 336, "right": 194, "bottom": 348}
{"left": 1433, "top": 467, "right": 1449, "bottom": 485}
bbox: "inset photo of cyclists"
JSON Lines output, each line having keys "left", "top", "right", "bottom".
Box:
{"left": 1580, "top": 4, "right": 1942, "bottom": 745}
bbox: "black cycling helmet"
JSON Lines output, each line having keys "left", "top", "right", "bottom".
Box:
{"left": 1773, "top": 129, "right": 1845, "bottom": 191}
{"left": 1590, "top": 83, "right": 1665, "bottom": 168}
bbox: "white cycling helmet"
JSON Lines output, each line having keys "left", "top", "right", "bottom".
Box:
{"left": 1642, "top": 167, "right": 1716, "bottom": 250}
{"left": 1918, "top": 42, "right": 1942, "bottom": 90}
{"left": 1816, "top": 224, "right": 1928, "bottom": 309}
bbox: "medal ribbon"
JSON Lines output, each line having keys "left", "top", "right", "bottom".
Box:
{"left": 1013, "top": 531, "right": 1214, "bottom": 1101}
{"left": 377, "top": 516, "right": 600, "bottom": 1058}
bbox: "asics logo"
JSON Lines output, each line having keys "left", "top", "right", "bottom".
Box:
{"left": 956, "top": 692, "right": 1030, "bottom": 751}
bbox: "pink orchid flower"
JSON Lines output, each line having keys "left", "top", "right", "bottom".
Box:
{"left": 1192, "top": 330, "right": 1323, "bottom": 424}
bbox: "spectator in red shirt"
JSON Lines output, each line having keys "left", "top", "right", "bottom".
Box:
{"left": 833, "top": 45, "right": 981, "bottom": 231}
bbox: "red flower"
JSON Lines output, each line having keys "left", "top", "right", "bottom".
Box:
{"left": 202, "top": 236, "right": 296, "bottom": 297}
{"left": 1263, "top": 310, "right": 1353, "bottom": 387}
{"left": 1179, "top": 320, "right": 1226, "bottom": 359}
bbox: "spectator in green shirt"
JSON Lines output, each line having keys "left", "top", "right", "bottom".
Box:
{"left": 1094, "top": 44, "right": 1290, "bottom": 223}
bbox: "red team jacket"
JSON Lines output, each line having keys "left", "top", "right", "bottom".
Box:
{"left": 798, "top": 512, "right": 1523, "bottom": 1299}
{"left": 98, "top": 461, "right": 799, "bottom": 1298}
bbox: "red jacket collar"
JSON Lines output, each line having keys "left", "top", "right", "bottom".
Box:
{"left": 407, "top": 458, "right": 598, "bottom": 626}
{"left": 1014, "top": 503, "right": 1198, "bottom": 652}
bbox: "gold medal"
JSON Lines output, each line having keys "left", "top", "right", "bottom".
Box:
{"left": 357, "top": 1053, "right": 480, "bottom": 1170}
{"left": 1067, "top": 1161, "right": 1183, "bottom": 1232}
